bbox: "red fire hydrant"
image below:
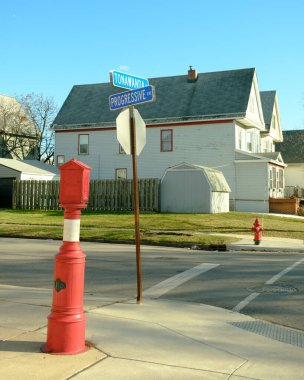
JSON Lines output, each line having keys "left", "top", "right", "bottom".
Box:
{"left": 42, "top": 158, "right": 91, "bottom": 354}
{"left": 252, "top": 218, "right": 264, "bottom": 245}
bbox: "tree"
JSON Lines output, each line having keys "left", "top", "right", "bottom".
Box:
{"left": 18, "top": 93, "right": 58, "bottom": 164}
{"left": 0, "top": 94, "right": 38, "bottom": 160}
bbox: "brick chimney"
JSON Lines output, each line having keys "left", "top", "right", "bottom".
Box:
{"left": 188, "top": 65, "right": 198, "bottom": 82}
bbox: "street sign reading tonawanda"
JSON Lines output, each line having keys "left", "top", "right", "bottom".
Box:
{"left": 109, "top": 85, "right": 155, "bottom": 111}
{"left": 110, "top": 70, "right": 149, "bottom": 90}
{"left": 116, "top": 108, "right": 146, "bottom": 155}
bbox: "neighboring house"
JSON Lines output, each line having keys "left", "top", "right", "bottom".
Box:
{"left": 53, "top": 67, "right": 285, "bottom": 212}
{"left": 276, "top": 130, "right": 304, "bottom": 187}
{"left": 0, "top": 94, "right": 38, "bottom": 160}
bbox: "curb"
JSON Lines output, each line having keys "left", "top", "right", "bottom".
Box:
{"left": 0, "top": 234, "right": 227, "bottom": 251}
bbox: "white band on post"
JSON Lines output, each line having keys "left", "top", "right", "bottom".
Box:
{"left": 63, "top": 219, "right": 81, "bottom": 242}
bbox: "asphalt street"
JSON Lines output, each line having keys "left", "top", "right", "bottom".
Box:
{"left": 1, "top": 237, "right": 304, "bottom": 331}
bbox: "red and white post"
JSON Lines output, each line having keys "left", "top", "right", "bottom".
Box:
{"left": 42, "top": 158, "right": 91, "bottom": 354}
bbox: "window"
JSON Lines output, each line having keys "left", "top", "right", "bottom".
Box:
{"left": 115, "top": 168, "right": 127, "bottom": 180}
{"left": 78, "top": 134, "right": 89, "bottom": 154}
{"left": 272, "top": 167, "right": 276, "bottom": 188}
{"left": 238, "top": 127, "right": 243, "bottom": 150}
{"left": 269, "top": 169, "right": 273, "bottom": 188}
{"left": 56, "top": 155, "right": 65, "bottom": 166}
{"left": 161, "top": 129, "right": 173, "bottom": 152}
{"left": 246, "top": 131, "right": 252, "bottom": 152}
{"left": 271, "top": 115, "right": 277, "bottom": 130}
{"left": 278, "top": 169, "right": 284, "bottom": 188}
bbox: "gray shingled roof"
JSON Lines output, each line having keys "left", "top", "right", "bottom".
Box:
{"left": 276, "top": 130, "right": 304, "bottom": 163}
{"left": 53, "top": 68, "right": 255, "bottom": 128}
{"left": 260, "top": 91, "right": 276, "bottom": 132}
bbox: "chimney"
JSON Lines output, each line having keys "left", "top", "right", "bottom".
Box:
{"left": 188, "top": 65, "right": 198, "bottom": 82}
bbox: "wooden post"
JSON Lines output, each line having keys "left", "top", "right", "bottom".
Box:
{"left": 130, "top": 106, "right": 142, "bottom": 304}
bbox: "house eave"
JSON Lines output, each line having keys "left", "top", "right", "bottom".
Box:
{"left": 236, "top": 117, "right": 265, "bottom": 130}
{"left": 53, "top": 112, "right": 246, "bottom": 131}
{"left": 234, "top": 159, "right": 287, "bottom": 167}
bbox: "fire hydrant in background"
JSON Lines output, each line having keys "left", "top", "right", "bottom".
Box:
{"left": 42, "top": 158, "right": 91, "bottom": 354}
{"left": 252, "top": 218, "right": 264, "bottom": 245}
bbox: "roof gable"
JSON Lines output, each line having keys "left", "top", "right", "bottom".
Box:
{"left": 244, "top": 73, "right": 265, "bottom": 129}
{"left": 53, "top": 68, "right": 256, "bottom": 128}
{"left": 260, "top": 91, "right": 282, "bottom": 141}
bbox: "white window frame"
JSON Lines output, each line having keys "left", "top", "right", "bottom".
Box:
{"left": 115, "top": 168, "right": 127, "bottom": 180}
{"left": 78, "top": 134, "right": 89, "bottom": 155}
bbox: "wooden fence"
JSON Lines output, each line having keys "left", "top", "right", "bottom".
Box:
{"left": 12, "top": 178, "right": 160, "bottom": 212}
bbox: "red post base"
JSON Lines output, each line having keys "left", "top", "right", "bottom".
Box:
{"left": 43, "top": 313, "right": 86, "bottom": 354}
{"left": 44, "top": 241, "right": 87, "bottom": 355}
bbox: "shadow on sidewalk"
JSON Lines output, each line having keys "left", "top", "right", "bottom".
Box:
{"left": 0, "top": 340, "right": 44, "bottom": 353}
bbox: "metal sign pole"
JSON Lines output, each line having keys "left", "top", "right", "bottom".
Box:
{"left": 129, "top": 106, "right": 142, "bottom": 304}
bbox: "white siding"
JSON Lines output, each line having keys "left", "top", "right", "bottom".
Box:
{"left": 55, "top": 122, "right": 236, "bottom": 190}
{"left": 284, "top": 163, "right": 304, "bottom": 187}
{"left": 236, "top": 200, "right": 269, "bottom": 213}
{"left": 20, "top": 173, "right": 54, "bottom": 180}
{"left": 235, "top": 161, "right": 269, "bottom": 212}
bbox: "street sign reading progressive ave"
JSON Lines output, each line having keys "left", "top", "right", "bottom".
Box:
{"left": 110, "top": 70, "right": 149, "bottom": 90}
{"left": 109, "top": 85, "right": 155, "bottom": 111}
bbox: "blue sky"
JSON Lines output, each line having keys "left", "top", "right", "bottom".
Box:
{"left": 1, "top": 0, "right": 303, "bottom": 130}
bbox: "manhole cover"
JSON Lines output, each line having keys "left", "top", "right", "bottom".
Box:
{"left": 248, "top": 285, "right": 298, "bottom": 294}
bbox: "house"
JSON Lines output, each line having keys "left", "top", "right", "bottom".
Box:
{"left": 276, "top": 130, "right": 304, "bottom": 188}
{"left": 0, "top": 94, "right": 38, "bottom": 160}
{"left": 0, "top": 158, "right": 57, "bottom": 208}
{"left": 53, "top": 67, "right": 285, "bottom": 212}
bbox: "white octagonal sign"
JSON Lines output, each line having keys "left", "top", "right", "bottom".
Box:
{"left": 116, "top": 108, "right": 146, "bottom": 155}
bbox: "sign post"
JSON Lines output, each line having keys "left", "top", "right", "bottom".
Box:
{"left": 129, "top": 106, "right": 142, "bottom": 303}
{"left": 109, "top": 70, "right": 155, "bottom": 304}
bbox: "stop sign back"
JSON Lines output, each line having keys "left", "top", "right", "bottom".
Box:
{"left": 116, "top": 108, "right": 146, "bottom": 155}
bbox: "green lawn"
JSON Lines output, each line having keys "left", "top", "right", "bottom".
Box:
{"left": 0, "top": 209, "right": 303, "bottom": 246}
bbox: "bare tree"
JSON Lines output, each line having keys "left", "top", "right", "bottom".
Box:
{"left": 18, "top": 93, "right": 58, "bottom": 164}
{"left": 0, "top": 95, "right": 37, "bottom": 160}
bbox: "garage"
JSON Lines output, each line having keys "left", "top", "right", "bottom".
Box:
{"left": 0, "top": 158, "right": 56, "bottom": 208}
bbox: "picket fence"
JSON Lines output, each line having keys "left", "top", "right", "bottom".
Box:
{"left": 12, "top": 179, "right": 160, "bottom": 212}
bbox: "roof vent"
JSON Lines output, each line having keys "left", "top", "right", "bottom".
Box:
{"left": 188, "top": 65, "right": 198, "bottom": 82}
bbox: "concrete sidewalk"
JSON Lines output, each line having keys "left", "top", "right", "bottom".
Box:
{"left": 1, "top": 288, "right": 304, "bottom": 380}
{"left": 225, "top": 233, "right": 304, "bottom": 253}
{"left": 1, "top": 273, "right": 304, "bottom": 379}
{"left": 1, "top": 236, "right": 304, "bottom": 379}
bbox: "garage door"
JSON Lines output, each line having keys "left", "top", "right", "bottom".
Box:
{"left": 0, "top": 178, "right": 15, "bottom": 208}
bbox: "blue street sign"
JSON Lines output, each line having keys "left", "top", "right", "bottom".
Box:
{"left": 110, "top": 70, "right": 149, "bottom": 90}
{"left": 109, "top": 85, "right": 155, "bottom": 111}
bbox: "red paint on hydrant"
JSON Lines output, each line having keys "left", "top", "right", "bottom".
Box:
{"left": 42, "top": 158, "right": 91, "bottom": 355}
{"left": 252, "top": 218, "right": 264, "bottom": 245}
